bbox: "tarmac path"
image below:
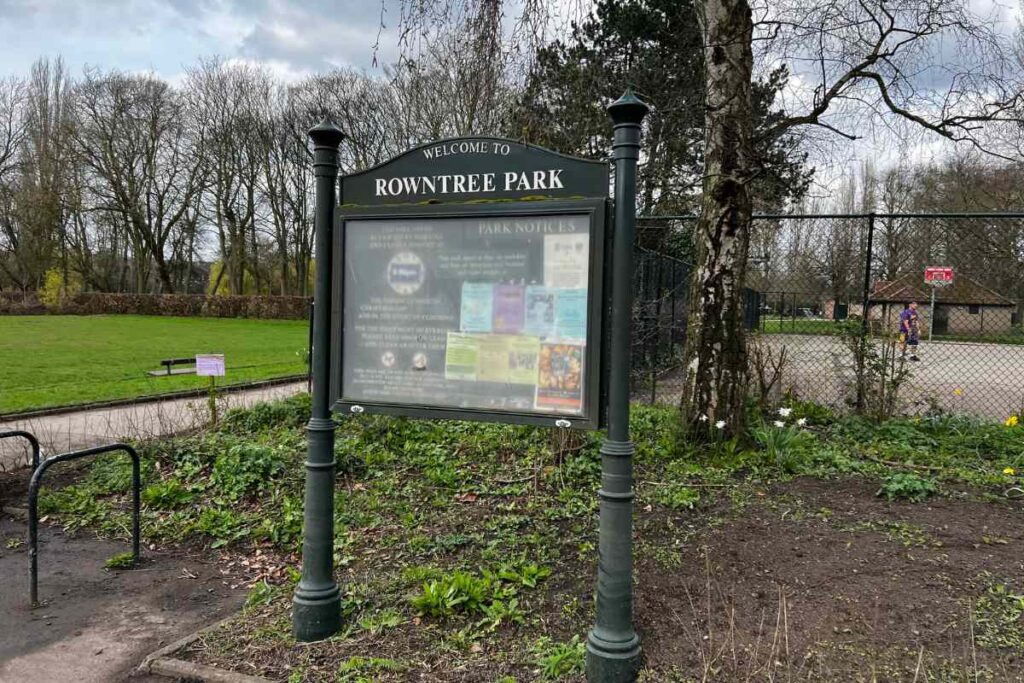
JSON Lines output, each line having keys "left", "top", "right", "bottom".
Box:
{"left": 1, "top": 381, "right": 306, "bottom": 473}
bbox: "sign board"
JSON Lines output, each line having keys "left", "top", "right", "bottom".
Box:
{"left": 925, "top": 266, "right": 954, "bottom": 286}
{"left": 331, "top": 137, "right": 608, "bottom": 428}
{"left": 342, "top": 137, "right": 607, "bottom": 205}
{"left": 195, "top": 354, "right": 225, "bottom": 377}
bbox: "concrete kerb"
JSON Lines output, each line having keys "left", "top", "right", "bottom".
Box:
{"left": 138, "top": 614, "right": 276, "bottom": 683}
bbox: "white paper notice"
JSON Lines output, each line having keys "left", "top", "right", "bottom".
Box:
{"left": 544, "top": 233, "right": 589, "bottom": 289}
{"left": 196, "top": 354, "right": 226, "bottom": 377}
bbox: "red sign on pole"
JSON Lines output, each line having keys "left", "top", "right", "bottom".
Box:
{"left": 924, "top": 266, "right": 953, "bottom": 285}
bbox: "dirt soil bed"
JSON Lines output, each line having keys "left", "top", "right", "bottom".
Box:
{"left": 179, "top": 475, "right": 1024, "bottom": 682}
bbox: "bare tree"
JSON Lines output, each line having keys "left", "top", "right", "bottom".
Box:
{"left": 185, "top": 58, "right": 271, "bottom": 295}
{"left": 75, "top": 70, "right": 205, "bottom": 293}
{"left": 0, "top": 58, "right": 76, "bottom": 292}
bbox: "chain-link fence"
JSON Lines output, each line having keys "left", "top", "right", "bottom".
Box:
{"left": 632, "top": 213, "right": 1024, "bottom": 421}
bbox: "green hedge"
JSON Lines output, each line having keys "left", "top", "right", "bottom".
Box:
{"left": 0, "top": 291, "right": 310, "bottom": 319}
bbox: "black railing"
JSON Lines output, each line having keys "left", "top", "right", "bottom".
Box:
{"left": 28, "top": 443, "right": 141, "bottom": 606}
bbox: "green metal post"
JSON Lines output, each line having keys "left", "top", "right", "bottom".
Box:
{"left": 293, "top": 120, "right": 344, "bottom": 642}
{"left": 587, "top": 91, "right": 648, "bottom": 682}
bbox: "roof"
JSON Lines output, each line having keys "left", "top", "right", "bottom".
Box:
{"left": 869, "top": 271, "right": 1015, "bottom": 307}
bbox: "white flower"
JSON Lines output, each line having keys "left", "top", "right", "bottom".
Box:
{"left": 778, "top": 407, "right": 793, "bottom": 417}
{"left": 773, "top": 420, "right": 785, "bottom": 428}
{"left": 715, "top": 420, "right": 726, "bottom": 429}
{"left": 699, "top": 414, "right": 708, "bottom": 422}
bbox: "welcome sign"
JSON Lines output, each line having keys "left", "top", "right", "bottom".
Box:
{"left": 342, "top": 136, "right": 607, "bottom": 205}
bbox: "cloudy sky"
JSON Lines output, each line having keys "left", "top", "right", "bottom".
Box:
{"left": 0, "top": 0, "right": 403, "bottom": 82}
{"left": 0, "top": 0, "right": 1019, "bottom": 197}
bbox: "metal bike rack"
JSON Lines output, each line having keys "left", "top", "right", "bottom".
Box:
{"left": 27, "top": 443, "right": 141, "bottom": 607}
{"left": 0, "top": 430, "right": 41, "bottom": 471}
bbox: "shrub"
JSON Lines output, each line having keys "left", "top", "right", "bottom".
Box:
{"left": 877, "top": 472, "right": 937, "bottom": 502}
{"left": 0, "top": 291, "right": 46, "bottom": 314}
{"left": 1, "top": 291, "right": 312, "bottom": 319}
{"left": 39, "top": 268, "right": 83, "bottom": 307}
{"left": 220, "top": 394, "right": 311, "bottom": 434}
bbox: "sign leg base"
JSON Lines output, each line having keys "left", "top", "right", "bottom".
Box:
{"left": 292, "top": 590, "right": 341, "bottom": 642}
{"left": 586, "top": 630, "right": 641, "bottom": 682}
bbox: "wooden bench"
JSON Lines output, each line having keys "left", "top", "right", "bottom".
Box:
{"left": 147, "top": 357, "right": 196, "bottom": 377}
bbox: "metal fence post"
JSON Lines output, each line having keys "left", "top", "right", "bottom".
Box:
{"left": 293, "top": 120, "right": 344, "bottom": 642}
{"left": 857, "top": 213, "right": 877, "bottom": 410}
{"left": 587, "top": 90, "right": 647, "bottom": 682}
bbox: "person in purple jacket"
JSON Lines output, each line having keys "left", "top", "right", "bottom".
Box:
{"left": 899, "top": 301, "right": 920, "bottom": 361}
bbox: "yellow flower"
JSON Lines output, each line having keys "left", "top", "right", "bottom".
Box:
{"left": 1006, "top": 415, "right": 1020, "bottom": 427}
{"left": 1004, "top": 467, "right": 1016, "bottom": 476}
{"left": 953, "top": 388, "right": 963, "bottom": 396}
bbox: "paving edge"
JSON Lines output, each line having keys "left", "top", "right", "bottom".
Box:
{"left": 138, "top": 614, "right": 276, "bottom": 683}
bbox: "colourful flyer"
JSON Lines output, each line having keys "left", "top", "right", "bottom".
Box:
{"left": 554, "top": 289, "right": 587, "bottom": 341}
{"left": 535, "top": 343, "right": 584, "bottom": 413}
{"left": 478, "top": 335, "right": 512, "bottom": 383}
{"left": 507, "top": 336, "right": 540, "bottom": 385}
{"left": 493, "top": 284, "right": 525, "bottom": 333}
{"left": 524, "top": 286, "right": 556, "bottom": 337}
{"left": 460, "top": 282, "right": 494, "bottom": 333}
{"left": 444, "top": 332, "right": 479, "bottom": 381}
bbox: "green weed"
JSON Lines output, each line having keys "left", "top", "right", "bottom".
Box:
{"left": 653, "top": 483, "right": 701, "bottom": 511}
{"left": 141, "top": 479, "right": 193, "bottom": 508}
{"left": 337, "top": 656, "right": 407, "bottom": 682}
{"left": 411, "top": 571, "right": 493, "bottom": 618}
{"left": 974, "top": 581, "right": 1024, "bottom": 650}
{"left": 531, "top": 635, "right": 586, "bottom": 680}
{"left": 211, "top": 442, "right": 291, "bottom": 500}
{"left": 195, "top": 507, "right": 248, "bottom": 548}
{"left": 357, "top": 609, "right": 403, "bottom": 635}
{"left": 104, "top": 551, "right": 136, "bottom": 569}
{"left": 877, "top": 472, "right": 937, "bottom": 502}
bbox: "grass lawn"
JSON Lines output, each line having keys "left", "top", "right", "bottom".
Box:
{"left": 15, "top": 396, "right": 1024, "bottom": 681}
{"left": 0, "top": 315, "right": 308, "bottom": 414}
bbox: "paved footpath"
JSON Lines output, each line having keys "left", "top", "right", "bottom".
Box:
{"left": 0, "top": 382, "right": 305, "bottom": 682}
{"left": 1, "top": 381, "right": 307, "bottom": 473}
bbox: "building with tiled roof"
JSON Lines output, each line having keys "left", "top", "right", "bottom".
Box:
{"left": 867, "top": 272, "right": 1016, "bottom": 336}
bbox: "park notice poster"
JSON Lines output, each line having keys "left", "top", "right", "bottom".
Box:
{"left": 493, "top": 284, "right": 525, "bottom": 333}
{"left": 536, "top": 343, "right": 583, "bottom": 412}
{"left": 544, "top": 233, "right": 589, "bottom": 289}
{"left": 460, "top": 283, "right": 494, "bottom": 333}
{"left": 341, "top": 213, "right": 593, "bottom": 417}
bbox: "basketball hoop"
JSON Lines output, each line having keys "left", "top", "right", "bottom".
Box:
{"left": 924, "top": 267, "right": 953, "bottom": 342}
{"left": 925, "top": 266, "right": 953, "bottom": 288}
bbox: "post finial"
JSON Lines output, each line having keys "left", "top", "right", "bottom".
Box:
{"left": 308, "top": 118, "right": 345, "bottom": 147}
{"left": 607, "top": 89, "right": 650, "bottom": 125}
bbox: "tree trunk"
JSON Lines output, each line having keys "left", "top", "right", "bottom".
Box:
{"left": 682, "top": 0, "right": 754, "bottom": 435}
